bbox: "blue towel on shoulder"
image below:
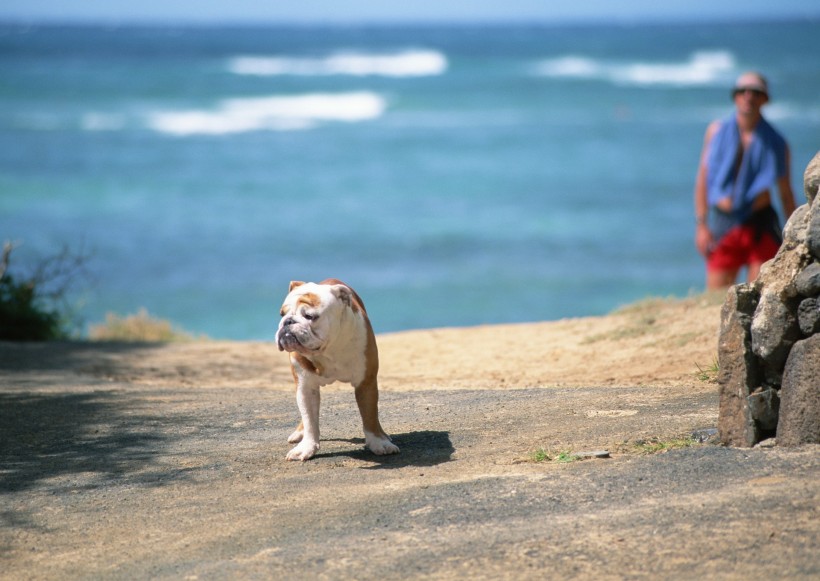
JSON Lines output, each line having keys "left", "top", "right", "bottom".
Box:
{"left": 706, "top": 114, "right": 787, "bottom": 221}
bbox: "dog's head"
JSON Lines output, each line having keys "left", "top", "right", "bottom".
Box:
{"left": 275, "top": 280, "right": 356, "bottom": 354}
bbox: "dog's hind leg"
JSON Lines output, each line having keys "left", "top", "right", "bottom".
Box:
{"left": 355, "top": 380, "right": 400, "bottom": 456}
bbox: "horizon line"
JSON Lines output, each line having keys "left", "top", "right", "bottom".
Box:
{"left": 2, "top": 13, "right": 819, "bottom": 29}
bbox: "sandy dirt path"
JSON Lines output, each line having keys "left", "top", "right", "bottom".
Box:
{"left": 1, "top": 294, "right": 818, "bottom": 579}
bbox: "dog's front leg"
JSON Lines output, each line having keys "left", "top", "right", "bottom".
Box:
{"left": 286, "top": 377, "right": 321, "bottom": 461}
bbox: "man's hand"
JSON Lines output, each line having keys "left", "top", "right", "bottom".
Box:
{"left": 696, "top": 223, "right": 713, "bottom": 257}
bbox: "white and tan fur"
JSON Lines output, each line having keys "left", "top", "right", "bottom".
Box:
{"left": 275, "top": 279, "right": 399, "bottom": 461}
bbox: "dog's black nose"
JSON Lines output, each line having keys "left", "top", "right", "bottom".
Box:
{"left": 282, "top": 316, "right": 295, "bottom": 327}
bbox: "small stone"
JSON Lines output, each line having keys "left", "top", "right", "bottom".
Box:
{"left": 747, "top": 388, "right": 780, "bottom": 434}
{"left": 795, "top": 263, "right": 820, "bottom": 297}
{"left": 691, "top": 427, "right": 718, "bottom": 443}
{"left": 571, "top": 450, "right": 610, "bottom": 459}
{"left": 797, "top": 298, "right": 820, "bottom": 336}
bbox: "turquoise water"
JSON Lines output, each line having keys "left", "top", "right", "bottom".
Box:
{"left": 2, "top": 20, "right": 819, "bottom": 338}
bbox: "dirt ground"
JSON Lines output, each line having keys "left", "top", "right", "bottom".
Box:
{"left": 1, "top": 293, "right": 818, "bottom": 580}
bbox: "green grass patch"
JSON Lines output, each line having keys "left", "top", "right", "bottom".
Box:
{"left": 695, "top": 357, "right": 720, "bottom": 383}
{"left": 529, "top": 448, "right": 581, "bottom": 464}
{"left": 632, "top": 437, "right": 699, "bottom": 455}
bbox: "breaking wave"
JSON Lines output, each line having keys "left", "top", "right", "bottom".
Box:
{"left": 227, "top": 50, "right": 447, "bottom": 77}
{"left": 533, "top": 50, "right": 737, "bottom": 87}
{"left": 146, "top": 92, "right": 387, "bottom": 136}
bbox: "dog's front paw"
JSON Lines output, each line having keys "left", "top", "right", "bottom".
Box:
{"left": 287, "top": 429, "right": 304, "bottom": 444}
{"left": 286, "top": 440, "right": 319, "bottom": 462}
{"left": 366, "top": 433, "right": 400, "bottom": 456}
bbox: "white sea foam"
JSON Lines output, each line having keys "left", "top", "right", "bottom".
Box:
{"left": 81, "top": 113, "right": 126, "bottom": 131}
{"left": 533, "top": 50, "right": 737, "bottom": 87}
{"left": 533, "top": 56, "right": 602, "bottom": 78}
{"left": 227, "top": 50, "right": 447, "bottom": 77}
{"left": 146, "top": 92, "right": 387, "bottom": 136}
{"left": 764, "top": 102, "right": 820, "bottom": 123}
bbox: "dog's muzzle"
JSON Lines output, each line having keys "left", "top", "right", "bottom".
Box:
{"left": 277, "top": 329, "right": 302, "bottom": 352}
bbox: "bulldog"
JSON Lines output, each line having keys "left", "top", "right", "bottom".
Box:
{"left": 276, "top": 279, "right": 400, "bottom": 461}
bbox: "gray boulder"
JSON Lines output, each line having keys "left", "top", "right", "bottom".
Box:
{"left": 776, "top": 334, "right": 820, "bottom": 446}
{"left": 751, "top": 291, "right": 802, "bottom": 384}
{"left": 717, "top": 284, "right": 762, "bottom": 447}
{"left": 783, "top": 203, "right": 810, "bottom": 249}
{"left": 808, "top": 196, "right": 820, "bottom": 261}
{"left": 803, "top": 150, "right": 820, "bottom": 204}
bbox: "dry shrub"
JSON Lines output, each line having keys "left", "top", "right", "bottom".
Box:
{"left": 89, "top": 308, "right": 198, "bottom": 342}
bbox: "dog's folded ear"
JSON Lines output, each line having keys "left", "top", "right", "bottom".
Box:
{"left": 330, "top": 284, "right": 353, "bottom": 308}
{"left": 288, "top": 280, "right": 306, "bottom": 292}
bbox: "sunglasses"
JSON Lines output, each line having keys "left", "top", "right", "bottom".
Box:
{"left": 732, "top": 88, "right": 767, "bottom": 98}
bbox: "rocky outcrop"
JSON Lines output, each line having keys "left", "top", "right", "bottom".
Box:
{"left": 718, "top": 151, "right": 820, "bottom": 447}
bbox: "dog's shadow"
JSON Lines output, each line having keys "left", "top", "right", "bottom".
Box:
{"left": 319, "top": 430, "right": 454, "bottom": 469}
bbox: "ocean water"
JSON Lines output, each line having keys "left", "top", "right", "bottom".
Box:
{"left": 2, "top": 20, "right": 819, "bottom": 339}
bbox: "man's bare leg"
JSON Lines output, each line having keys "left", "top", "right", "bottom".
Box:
{"left": 707, "top": 267, "right": 739, "bottom": 290}
{"left": 747, "top": 262, "right": 765, "bottom": 283}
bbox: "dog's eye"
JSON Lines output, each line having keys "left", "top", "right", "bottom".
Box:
{"left": 303, "top": 312, "right": 318, "bottom": 321}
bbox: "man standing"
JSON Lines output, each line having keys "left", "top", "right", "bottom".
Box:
{"left": 694, "top": 71, "right": 797, "bottom": 289}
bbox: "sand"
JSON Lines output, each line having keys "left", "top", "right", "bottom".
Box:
{"left": 10, "top": 292, "right": 724, "bottom": 392}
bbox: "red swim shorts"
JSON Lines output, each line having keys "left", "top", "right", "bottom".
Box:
{"left": 707, "top": 224, "right": 780, "bottom": 272}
